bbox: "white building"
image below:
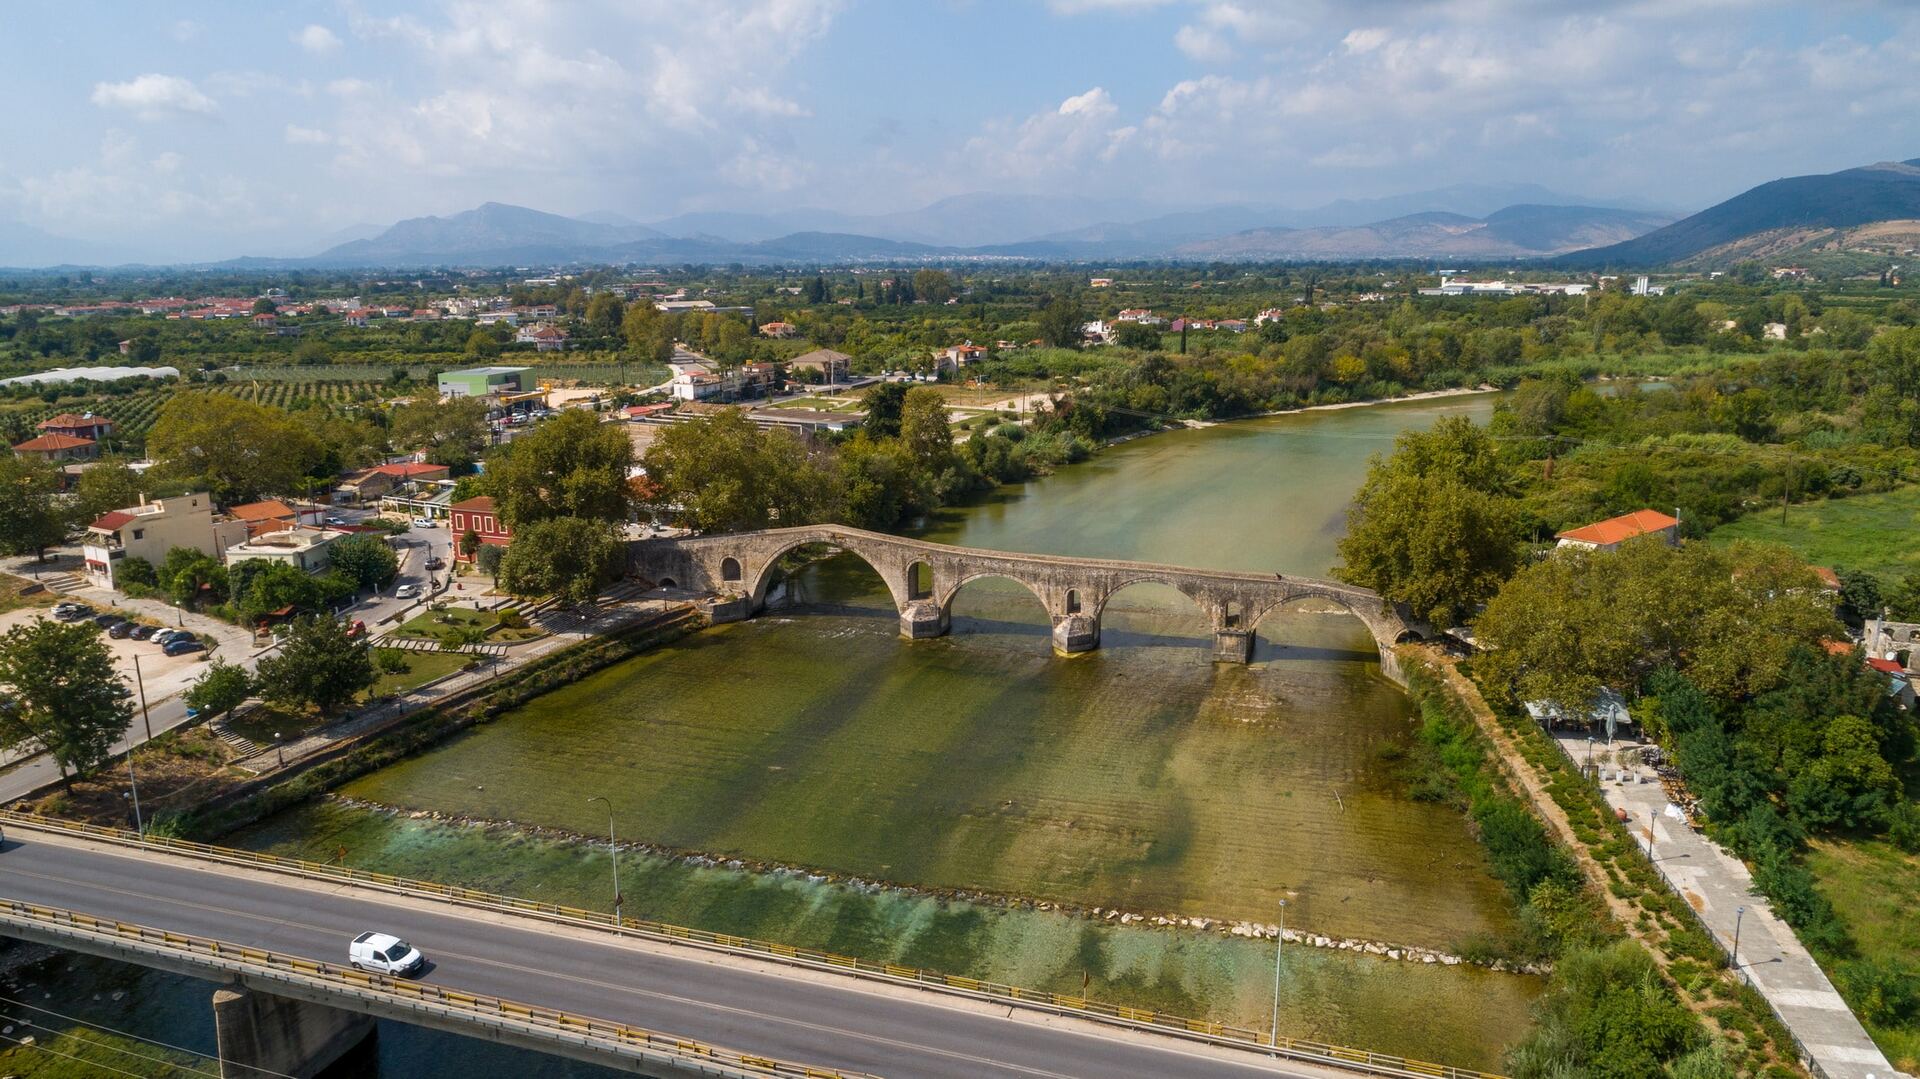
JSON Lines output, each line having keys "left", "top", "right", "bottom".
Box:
{"left": 223, "top": 527, "right": 352, "bottom": 574}
{"left": 83, "top": 494, "right": 248, "bottom": 589}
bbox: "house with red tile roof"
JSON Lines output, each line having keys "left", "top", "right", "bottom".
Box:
{"left": 38, "top": 413, "right": 114, "bottom": 441}
{"left": 1555, "top": 509, "right": 1680, "bottom": 552}
{"left": 12, "top": 432, "right": 98, "bottom": 463}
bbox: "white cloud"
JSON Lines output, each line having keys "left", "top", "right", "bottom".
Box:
{"left": 90, "top": 74, "right": 215, "bottom": 119}
{"left": 1174, "top": 25, "right": 1233, "bottom": 63}
{"left": 294, "top": 25, "right": 343, "bottom": 55}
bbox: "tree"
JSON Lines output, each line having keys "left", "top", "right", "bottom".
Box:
{"left": 899, "top": 386, "right": 955, "bottom": 473}
{"left": 328, "top": 534, "right": 400, "bottom": 592}
{"left": 388, "top": 395, "right": 489, "bottom": 468}
{"left": 117, "top": 556, "right": 158, "bottom": 589}
{"left": 459, "top": 529, "right": 481, "bottom": 561}
{"left": 161, "top": 547, "right": 228, "bottom": 608}
{"left": 641, "top": 409, "right": 842, "bottom": 533}
{"left": 465, "top": 329, "right": 501, "bottom": 358}
{"left": 290, "top": 340, "right": 331, "bottom": 366}
{"left": 497, "top": 517, "right": 623, "bottom": 606}
{"left": 620, "top": 301, "right": 673, "bottom": 364}
{"left": 185, "top": 659, "right": 256, "bottom": 721}
{"left": 0, "top": 618, "right": 133, "bottom": 788}
{"left": 0, "top": 455, "right": 69, "bottom": 559}
{"left": 860, "top": 382, "right": 908, "bottom": 439}
{"left": 146, "top": 392, "right": 321, "bottom": 503}
{"left": 491, "top": 409, "right": 633, "bottom": 528}
{"left": 1503, "top": 942, "right": 1704, "bottom": 1078}
{"left": 475, "top": 542, "right": 506, "bottom": 577}
{"left": 251, "top": 297, "right": 278, "bottom": 315}
{"left": 1835, "top": 568, "right": 1883, "bottom": 625}
{"left": 839, "top": 434, "right": 933, "bottom": 530}
{"left": 584, "top": 292, "right": 624, "bottom": 338}
{"left": 234, "top": 559, "right": 322, "bottom": 621}
{"left": 255, "top": 615, "right": 374, "bottom": 715}
{"left": 912, "top": 269, "right": 954, "bottom": 305}
{"left": 1474, "top": 541, "right": 1843, "bottom": 710}
{"left": 1111, "top": 322, "right": 1162, "bottom": 349}
{"left": 1336, "top": 417, "right": 1520, "bottom": 627}
{"left": 1037, "top": 296, "right": 1086, "bottom": 348}
{"left": 68, "top": 460, "right": 144, "bottom": 531}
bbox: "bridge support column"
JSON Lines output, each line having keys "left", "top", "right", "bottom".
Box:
{"left": 697, "top": 592, "right": 754, "bottom": 624}
{"left": 1211, "top": 628, "right": 1254, "bottom": 664}
{"left": 212, "top": 983, "right": 374, "bottom": 1079}
{"left": 1052, "top": 614, "right": 1099, "bottom": 655}
{"left": 900, "top": 600, "right": 949, "bottom": 640}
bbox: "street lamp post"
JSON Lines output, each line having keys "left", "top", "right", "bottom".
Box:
{"left": 1731, "top": 905, "right": 1747, "bottom": 981}
{"left": 131, "top": 653, "right": 153, "bottom": 743}
{"left": 1585, "top": 736, "right": 1596, "bottom": 778}
{"left": 1271, "top": 899, "right": 1288, "bottom": 1049}
{"left": 587, "top": 795, "right": 622, "bottom": 927}
{"left": 274, "top": 731, "right": 285, "bottom": 770}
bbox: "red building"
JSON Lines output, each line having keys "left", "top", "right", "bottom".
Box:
{"left": 449, "top": 496, "right": 511, "bottom": 561}
{"left": 38, "top": 412, "right": 115, "bottom": 441}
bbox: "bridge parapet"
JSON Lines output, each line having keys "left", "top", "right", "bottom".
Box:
{"left": 630, "top": 525, "right": 1412, "bottom": 681}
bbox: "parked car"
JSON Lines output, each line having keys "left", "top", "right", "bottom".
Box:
{"left": 91, "top": 613, "right": 123, "bottom": 629}
{"left": 151, "top": 629, "right": 184, "bottom": 646}
{"left": 324, "top": 515, "right": 347, "bottom": 526}
{"left": 162, "top": 638, "right": 206, "bottom": 657}
{"left": 425, "top": 557, "right": 446, "bottom": 571}
{"left": 53, "top": 603, "right": 91, "bottom": 622}
{"left": 344, "top": 620, "right": 368, "bottom": 640}
{"left": 349, "top": 932, "right": 424, "bottom": 976}
{"left": 107, "top": 621, "right": 136, "bottom": 639}
{"left": 129, "top": 624, "right": 158, "bottom": 641}
{"left": 410, "top": 516, "right": 436, "bottom": 529}
{"left": 394, "top": 584, "right": 420, "bottom": 600}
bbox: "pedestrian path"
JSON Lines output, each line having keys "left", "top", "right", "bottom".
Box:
{"left": 1550, "top": 730, "right": 1898, "bottom": 1079}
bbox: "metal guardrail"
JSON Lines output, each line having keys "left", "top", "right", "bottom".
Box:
{"left": 0, "top": 811, "right": 1509, "bottom": 1079}
{"left": 0, "top": 897, "right": 864, "bottom": 1079}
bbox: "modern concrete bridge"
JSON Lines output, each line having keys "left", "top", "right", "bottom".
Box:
{"left": 0, "top": 815, "right": 1450, "bottom": 1079}
{"left": 630, "top": 525, "right": 1415, "bottom": 682}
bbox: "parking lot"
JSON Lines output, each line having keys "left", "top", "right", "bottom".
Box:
{"left": 0, "top": 603, "right": 214, "bottom": 715}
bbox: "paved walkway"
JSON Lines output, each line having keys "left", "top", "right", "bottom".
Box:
{"left": 1551, "top": 730, "right": 1899, "bottom": 1079}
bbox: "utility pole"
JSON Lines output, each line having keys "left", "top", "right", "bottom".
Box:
{"left": 131, "top": 653, "right": 153, "bottom": 742}
{"left": 126, "top": 750, "right": 143, "bottom": 837}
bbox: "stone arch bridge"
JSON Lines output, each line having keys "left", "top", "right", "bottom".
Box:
{"left": 630, "top": 525, "right": 1415, "bottom": 683}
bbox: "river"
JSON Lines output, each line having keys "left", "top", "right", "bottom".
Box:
{"left": 1, "top": 394, "right": 1544, "bottom": 1076}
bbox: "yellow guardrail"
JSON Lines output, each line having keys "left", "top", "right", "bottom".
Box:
{"left": 0, "top": 810, "right": 1508, "bottom": 1079}
{"left": 0, "top": 897, "right": 865, "bottom": 1079}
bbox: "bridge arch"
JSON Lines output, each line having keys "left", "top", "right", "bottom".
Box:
{"left": 1247, "top": 589, "right": 1410, "bottom": 666}
{"left": 937, "top": 571, "right": 1055, "bottom": 624}
{"left": 747, "top": 538, "right": 909, "bottom": 613}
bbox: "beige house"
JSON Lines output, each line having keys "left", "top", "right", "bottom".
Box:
{"left": 83, "top": 494, "right": 248, "bottom": 589}
{"left": 789, "top": 348, "right": 851, "bottom": 384}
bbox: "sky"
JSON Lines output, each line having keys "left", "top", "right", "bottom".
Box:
{"left": 2, "top": 0, "right": 1918, "bottom": 261}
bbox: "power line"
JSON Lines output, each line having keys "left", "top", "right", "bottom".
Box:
{"left": 1, "top": 1018, "right": 219, "bottom": 1078}
{"left": 0, "top": 1029, "right": 191, "bottom": 1079}
{"left": 0, "top": 993, "right": 248, "bottom": 1079}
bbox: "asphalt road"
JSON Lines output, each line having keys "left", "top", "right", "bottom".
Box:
{"left": 0, "top": 830, "right": 1339, "bottom": 1079}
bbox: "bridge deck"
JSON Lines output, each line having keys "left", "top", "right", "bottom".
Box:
{"left": 0, "top": 825, "right": 1351, "bottom": 1079}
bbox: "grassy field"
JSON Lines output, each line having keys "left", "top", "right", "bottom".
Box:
{"left": 392, "top": 605, "right": 543, "bottom": 643}
{"left": 371, "top": 648, "right": 471, "bottom": 697}
{"left": 0, "top": 572, "right": 55, "bottom": 615}
{"left": 1709, "top": 485, "right": 1920, "bottom": 582}
{"left": 1806, "top": 836, "right": 1920, "bottom": 1072}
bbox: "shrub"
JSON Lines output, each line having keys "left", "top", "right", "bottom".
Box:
{"left": 1835, "top": 959, "right": 1920, "bottom": 1027}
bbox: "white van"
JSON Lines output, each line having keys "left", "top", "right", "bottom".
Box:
{"left": 349, "top": 931, "right": 425, "bottom": 976}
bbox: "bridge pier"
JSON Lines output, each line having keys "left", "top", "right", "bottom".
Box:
{"left": 900, "top": 600, "right": 949, "bottom": 640}
{"left": 1211, "top": 628, "right": 1254, "bottom": 663}
{"left": 1051, "top": 613, "right": 1099, "bottom": 655}
{"left": 212, "top": 983, "right": 374, "bottom": 1079}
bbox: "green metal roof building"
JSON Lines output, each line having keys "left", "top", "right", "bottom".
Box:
{"left": 437, "top": 366, "right": 529, "bottom": 398}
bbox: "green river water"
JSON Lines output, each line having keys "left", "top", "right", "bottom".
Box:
{"left": 2, "top": 393, "right": 1545, "bottom": 1077}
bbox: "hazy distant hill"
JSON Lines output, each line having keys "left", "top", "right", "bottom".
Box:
{"left": 1562, "top": 159, "right": 1920, "bottom": 267}
{"left": 1173, "top": 205, "right": 1673, "bottom": 260}
{"left": 313, "top": 202, "right": 666, "bottom": 264}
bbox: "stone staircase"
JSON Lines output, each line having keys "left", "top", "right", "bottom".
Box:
{"left": 210, "top": 720, "right": 259, "bottom": 757}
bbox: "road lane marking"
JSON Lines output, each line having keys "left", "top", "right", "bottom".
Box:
{"left": 4, "top": 850, "right": 1312, "bottom": 1078}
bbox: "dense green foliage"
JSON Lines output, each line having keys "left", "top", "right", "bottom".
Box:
{"left": 185, "top": 659, "right": 257, "bottom": 720}
{"left": 0, "top": 618, "right": 133, "bottom": 786}
{"left": 255, "top": 615, "right": 374, "bottom": 715}
{"left": 497, "top": 517, "right": 623, "bottom": 606}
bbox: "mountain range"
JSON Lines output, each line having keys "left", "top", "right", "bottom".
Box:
{"left": 5, "top": 158, "right": 1917, "bottom": 270}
